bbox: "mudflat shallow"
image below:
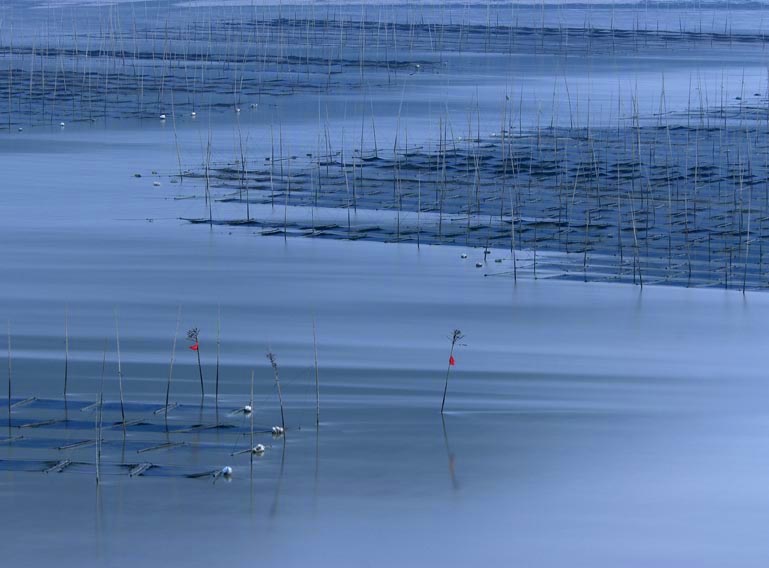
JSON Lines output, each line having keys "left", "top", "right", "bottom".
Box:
{"left": 2, "top": 1, "right": 769, "bottom": 566}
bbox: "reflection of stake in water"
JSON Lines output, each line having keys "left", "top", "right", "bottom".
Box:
{"left": 114, "top": 310, "right": 127, "bottom": 435}
{"left": 270, "top": 436, "right": 286, "bottom": 519}
{"left": 7, "top": 321, "right": 12, "bottom": 431}
{"left": 161, "top": 307, "right": 182, "bottom": 423}
{"left": 95, "top": 342, "right": 106, "bottom": 486}
{"left": 441, "top": 415, "right": 459, "bottom": 491}
{"left": 312, "top": 316, "right": 320, "bottom": 428}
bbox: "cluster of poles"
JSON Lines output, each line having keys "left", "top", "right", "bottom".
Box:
{"left": 4, "top": 311, "right": 466, "bottom": 484}
{"left": 1, "top": 3, "right": 765, "bottom": 127}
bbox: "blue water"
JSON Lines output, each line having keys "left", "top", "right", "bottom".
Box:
{"left": 1, "top": 2, "right": 769, "bottom": 566}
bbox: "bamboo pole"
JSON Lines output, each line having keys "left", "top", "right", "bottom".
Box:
{"left": 440, "top": 329, "right": 463, "bottom": 414}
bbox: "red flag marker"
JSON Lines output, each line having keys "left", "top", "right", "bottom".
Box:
{"left": 449, "top": 355, "right": 455, "bottom": 366}
{"left": 189, "top": 342, "right": 199, "bottom": 351}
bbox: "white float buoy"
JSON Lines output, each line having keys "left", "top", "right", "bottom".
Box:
{"left": 243, "top": 404, "right": 252, "bottom": 414}
{"left": 251, "top": 444, "right": 265, "bottom": 455}
{"left": 235, "top": 107, "right": 241, "bottom": 113}
{"left": 153, "top": 181, "right": 161, "bottom": 187}
{"left": 221, "top": 466, "right": 233, "bottom": 477}
{"left": 59, "top": 122, "right": 65, "bottom": 127}
{"left": 191, "top": 111, "right": 197, "bottom": 118}
{"left": 460, "top": 253, "right": 468, "bottom": 259}
{"left": 272, "top": 425, "right": 284, "bottom": 435}
{"left": 159, "top": 114, "right": 166, "bottom": 120}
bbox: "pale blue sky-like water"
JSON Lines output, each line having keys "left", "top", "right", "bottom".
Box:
{"left": 1, "top": 2, "right": 769, "bottom": 566}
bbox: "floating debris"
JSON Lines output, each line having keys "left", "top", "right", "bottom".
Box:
{"left": 153, "top": 402, "right": 178, "bottom": 415}
{"left": 57, "top": 439, "right": 96, "bottom": 451}
{"left": 80, "top": 402, "right": 99, "bottom": 413}
{"left": 19, "top": 419, "right": 64, "bottom": 429}
{"left": 111, "top": 418, "right": 148, "bottom": 429}
{"left": 44, "top": 459, "right": 73, "bottom": 474}
{"left": 129, "top": 462, "right": 154, "bottom": 477}
{"left": 136, "top": 442, "right": 186, "bottom": 454}
{"left": 11, "top": 397, "right": 37, "bottom": 409}
{"left": 232, "top": 404, "right": 252, "bottom": 415}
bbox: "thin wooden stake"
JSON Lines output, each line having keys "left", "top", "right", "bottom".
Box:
{"left": 64, "top": 306, "right": 69, "bottom": 399}
{"left": 187, "top": 327, "right": 204, "bottom": 399}
{"left": 440, "top": 329, "right": 464, "bottom": 414}
{"left": 114, "top": 310, "right": 126, "bottom": 433}
{"left": 267, "top": 351, "right": 285, "bottom": 430}
{"left": 216, "top": 306, "right": 221, "bottom": 407}
{"left": 165, "top": 306, "right": 182, "bottom": 412}
{"left": 250, "top": 369, "right": 255, "bottom": 468}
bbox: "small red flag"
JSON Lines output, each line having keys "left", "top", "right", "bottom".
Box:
{"left": 449, "top": 355, "right": 455, "bottom": 366}
{"left": 189, "top": 342, "right": 199, "bottom": 351}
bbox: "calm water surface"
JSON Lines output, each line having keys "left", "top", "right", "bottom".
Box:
{"left": 1, "top": 2, "right": 769, "bottom": 566}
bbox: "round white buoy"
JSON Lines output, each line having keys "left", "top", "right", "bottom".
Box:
{"left": 251, "top": 444, "right": 265, "bottom": 455}
{"left": 159, "top": 114, "right": 166, "bottom": 120}
{"left": 235, "top": 108, "right": 241, "bottom": 113}
{"left": 221, "top": 466, "right": 233, "bottom": 477}
{"left": 243, "top": 404, "right": 252, "bottom": 414}
{"left": 17, "top": 127, "right": 22, "bottom": 132}
{"left": 59, "top": 122, "right": 65, "bottom": 127}
{"left": 191, "top": 111, "right": 197, "bottom": 117}
{"left": 460, "top": 253, "right": 468, "bottom": 259}
{"left": 272, "top": 425, "right": 284, "bottom": 435}
{"left": 153, "top": 181, "right": 161, "bottom": 187}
